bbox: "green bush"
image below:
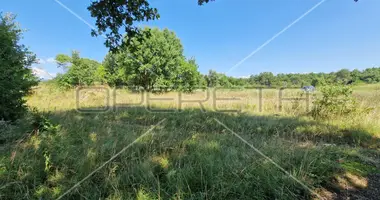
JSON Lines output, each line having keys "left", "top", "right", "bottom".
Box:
{"left": 311, "top": 85, "right": 358, "bottom": 119}
{"left": 29, "top": 108, "right": 59, "bottom": 134}
{"left": 0, "top": 13, "right": 38, "bottom": 121}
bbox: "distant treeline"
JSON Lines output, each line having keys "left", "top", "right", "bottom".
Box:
{"left": 53, "top": 28, "right": 380, "bottom": 91}
{"left": 203, "top": 67, "right": 380, "bottom": 88}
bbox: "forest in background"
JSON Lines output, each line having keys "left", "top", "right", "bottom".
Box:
{"left": 52, "top": 28, "right": 380, "bottom": 91}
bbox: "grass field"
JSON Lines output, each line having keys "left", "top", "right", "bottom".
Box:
{"left": 1, "top": 83, "right": 380, "bottom": 199}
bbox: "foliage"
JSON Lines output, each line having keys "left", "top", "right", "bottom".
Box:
{"left": 0, "top": 13, "right": 39, "bottom": 121}
{"left": 199, "top": 67, "right": 380, "bottom": 89}
{"left": 29, "top": 107, "right": 59, "bottom": 133}
{"left": 103, "top": 27, "right": 201, "bottom": 92}
{"left": 335, "top": 69, "right": 352, "bottom": 84}
{"left": 87, "top": 1, "right": 216, "bottom": 50}
{"left": 101, "top": 53, "right": 125, "bottom": 86}
{"left": 311, "top": 85, "right": 358, "bottom": 119}
{"left": 54, "top": 47, "right": 380, "bottom": 90}
{"left": 174, "top": 58, "right": 202, "bottom": 92}
{"left": 255, "top": 72, "right": 276, "bottom": 87}
{"left": 87, "top": 0, "right": 160, "bottom": 51}
{"left": 55, "top": 51, "right": 102, "bottom": 88}
{"left": 205, "top": 70, "right": 219, "bottom": 87}
{"left": 205, "top": 70, "right": 234, "bottom": 88}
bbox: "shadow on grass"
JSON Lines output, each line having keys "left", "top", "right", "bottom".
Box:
{"left": 1, "top": 106, "right": 379, "bottom": 199}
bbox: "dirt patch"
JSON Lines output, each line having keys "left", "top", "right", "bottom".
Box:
{"left": 334, "top": 174, "right": 380, "bottom": 200}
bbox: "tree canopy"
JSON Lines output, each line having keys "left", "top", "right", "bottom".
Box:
{"left": 102, "top": 27, "right": 201, "bottom": 92}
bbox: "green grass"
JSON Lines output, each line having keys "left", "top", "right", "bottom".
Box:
{"left": 1, "top": 83, "right": 379, "bottom": 199}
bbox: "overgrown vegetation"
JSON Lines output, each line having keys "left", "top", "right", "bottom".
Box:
{"left": 311, "top": 86, "right": 358, "bottom": 119}
{"left": 1, "top": 84, "right": 379, "bottom": 199}
{"left": 54, "top": 46, "right": 380, "bottom": 89}
{"left": 1, "top": 1, "right": 377, "bottom": 199}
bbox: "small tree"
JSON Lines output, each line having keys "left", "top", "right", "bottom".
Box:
{"left": 102, "top": 53, "right": 125, "bottom": 86}
{"left": 104, "top": 27, "right": 201, "bottom": 92}
{"left": 311, "top": 85, "right": 358, "bottom": 119}
{"left": 257, "top": 72, "right": 275, "bottom": 87}
{"left": 311, "top": 77, "right": 326, "bottom": 87}
{"left": 335, "top": 69, "right": 352, "bottom": 84}
{"left": 0, "top": 13, "right": 38, "bottom": 121}
{"left": 205, "top": 70, "right": 220, "bottom": 87}
{"left": 55, "top": 51, "right": 102, "bottom": 88}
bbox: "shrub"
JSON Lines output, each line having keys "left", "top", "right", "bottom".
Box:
{"left": 0, "top": 13, "right": 39, "bottom": 121}
{"left": 29, "top": 108, "right": 59, "bottom": 134}
{"left": 311, "top": 85, "right": 358, "bottom": 119}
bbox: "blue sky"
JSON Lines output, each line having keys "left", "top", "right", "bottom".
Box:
{"left": 2, "top": 0, "right": 380, "bottom": 78}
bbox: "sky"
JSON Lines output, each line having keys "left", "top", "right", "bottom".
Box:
{"left": 2, "top": 0, "right": 380, "bottom": 79}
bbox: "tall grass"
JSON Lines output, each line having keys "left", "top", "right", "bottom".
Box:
{"left": 1, "top": 83, "right": 379, "bottom": 199}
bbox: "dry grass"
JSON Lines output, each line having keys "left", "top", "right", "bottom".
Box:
{"left": 0, "top": 82, "right": 379, "bottom": 199}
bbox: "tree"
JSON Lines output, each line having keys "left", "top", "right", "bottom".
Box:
{"left": 88, "top": 0, "right": 159, "bottom": 51}
{"left": 102, "top": 53, "right": 125, "bottom": 86}
{"left": 256, "top": 72, "right": 275, "bottom": 87}
{"left": 335, "top": 69, "right": 352, "bottom": 84}
{"left": 218, "top": 73, "right": 232, "bottom": 87}
{"left": 0, "top": 13, "right": 38, "bottom": 121}
{"left": 174, "top": 58, "right": 202, "bottom": 92}
{"left": 205, "top": 70, "right": 219, "bottom": 87}
{"left": 55, "top": 51, "right": 102, "bottom": 88}
{"left": 311, "top": 77, "right": 326, "bottom": 87}
{"left": 104, "top": 27, "right": 201, "bottom": 92}
{"left": 351, "top": 69, "right": 362, "bottom": 83}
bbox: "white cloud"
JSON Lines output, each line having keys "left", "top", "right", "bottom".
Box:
{"left": 47, "top": 57, "right": 56, "bottom": 63}
{"left": 236, "top": 75, "right": 250, "bottom": 79}
{"left": 32, "top": 67, "right": 56, "bottom": 80}
{"left": 36, "top": 57, "right": 56, "bottom": 64}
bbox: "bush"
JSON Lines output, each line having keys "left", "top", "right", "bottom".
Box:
{"left": 311, "top": 85, "right": 358, "bottom": 119}
{"left": 29, "top": 108, "right": 59, "bottom": 134}
{"left": 0, "top": 13, "right": 38, "bottom": 121}
{"left": 0, "top": 108, "right": 58, "bottom": 146}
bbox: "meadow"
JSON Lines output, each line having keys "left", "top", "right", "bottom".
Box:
{"left": 1, "top": 83, "right": 380, "bottom": 199}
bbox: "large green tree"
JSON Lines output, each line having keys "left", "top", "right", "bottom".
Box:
{"left": 0, "top": 13, "right": 38, "bottom": 121}
{"left": 104, "top": 27, "right": 201, "bottom": 92}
